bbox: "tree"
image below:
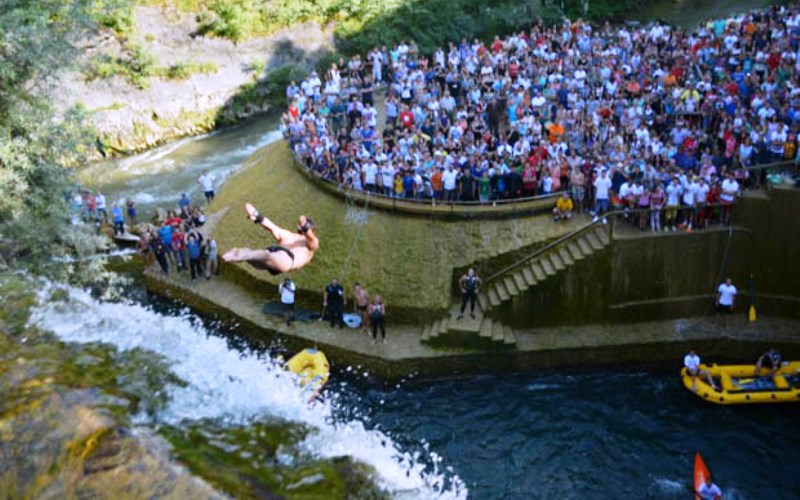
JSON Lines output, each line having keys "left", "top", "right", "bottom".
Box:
{"left": 0, "top": 0, "right": 111, "bottom": 280}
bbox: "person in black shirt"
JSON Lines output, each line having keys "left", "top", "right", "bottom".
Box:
{"left": 457, "top": 268, "right": 482, "bottom": 319}
{"left": 324, "top": 277, "right": 346, "bottom": 329}
{"left": 460, "top": 167, "right": 476, "bottom": 201}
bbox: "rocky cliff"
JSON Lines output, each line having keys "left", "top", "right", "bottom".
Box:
{"left": 51, "top": 6, "right": 333, "bottom": 157}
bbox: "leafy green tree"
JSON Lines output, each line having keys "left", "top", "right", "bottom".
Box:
{"left": 0, "top": 0, "right": 112, "bottom": 281}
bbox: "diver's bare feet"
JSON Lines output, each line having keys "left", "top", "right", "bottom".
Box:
{"left": 222, "top": 248, "right": 242, "bottom": 262}
{"left": 245, "top": 203, "right": 258, "bottom": 222}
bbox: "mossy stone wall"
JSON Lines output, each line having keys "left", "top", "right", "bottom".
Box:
{"left": 496, "top": 189, "right": 800, "bottom": 328}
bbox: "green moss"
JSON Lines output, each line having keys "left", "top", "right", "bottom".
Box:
{"left": 161, "top": 420, "right": 387, "bottom": 499}
{"left": 0, "top": 274, "right": 38, "bottom": 336}
{"left": 91, "top": 101, "right": 128, "bottom": 113}
{"left": 151, "top": 61, "right": 220, "bottom": 80}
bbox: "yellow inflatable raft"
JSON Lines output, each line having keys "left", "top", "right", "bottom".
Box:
{"left": 681, "top": 361, "right": 800, "bottom": 405}
{"left": 286, "top": 348, "right": 329, "bottom": 390}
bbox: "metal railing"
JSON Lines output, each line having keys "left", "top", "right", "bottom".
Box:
{"left": 485, "top": 217, "right": 607, "bottom": 283}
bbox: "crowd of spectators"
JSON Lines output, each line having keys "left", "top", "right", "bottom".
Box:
{"left": 281, "top": 4, "right": 800, "bottom": 229}
{"left": 138, "top": 193, "right": 219, "bottom": 282}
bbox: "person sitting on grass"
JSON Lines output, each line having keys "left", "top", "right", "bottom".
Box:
{"left": 222, "top": 203, "right": 319, "bottom": 275}
{"left": 553, "top": 191, "right": 574, "bottom": 222}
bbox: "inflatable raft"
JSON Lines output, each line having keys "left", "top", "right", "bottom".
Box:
{"left": 681, "top": 361, "right": 800, "bottom": 404}
{"left": 286, "top": 348, "right": 330, "bottom": 390}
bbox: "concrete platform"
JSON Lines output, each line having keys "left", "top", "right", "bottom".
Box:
{"left": 144, "top": 263, "right": 800, "bottom": 380}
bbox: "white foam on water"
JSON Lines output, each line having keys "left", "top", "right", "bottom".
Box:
{"left": 52, "top": 248, "right": 137, "bottom": 263}
{"left": 132, "top": 192, "right": 157, "bottom": 204}
{"left": 524, "top": 383, "right": 562, "bottom": 392}
{"left": 28, "top": 285, "right": 466, "bottom": 499}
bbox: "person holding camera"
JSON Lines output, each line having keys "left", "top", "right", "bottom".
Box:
{"left": 279, "top": 277, "right": 296, "bottom": 326}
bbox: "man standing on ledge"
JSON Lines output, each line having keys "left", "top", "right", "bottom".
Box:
{"left": 324, "top": 277, "right": 346, "bottom": 329}
{"left": 279, "top": 277, "right": 296, "bottom": 327}
{"left": 717, "top": 278, "right": 737, "bottom": 312}
{"left": 354, "top": 282, "right": 370, "bottom": 334}
{"left": 717, "top": 277, "right": 737, "bottom": 328}
{"left": 198, "top": 169, "right": 216, "bottom": 204}
{"left": 457, "top": 268, "right": 482, "bottom": 319}
{"left": 222, "top": 203, "right": 319, "bottom": 275}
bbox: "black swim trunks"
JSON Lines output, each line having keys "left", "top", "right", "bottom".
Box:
{"left": 247, "top": 245, "right": 295, "bottom": 275}
{"left": 357, "top": 304, "right": 368, "bottom": 311}
{"left": 266, "top": 245, "right": 294, "bottom": 275}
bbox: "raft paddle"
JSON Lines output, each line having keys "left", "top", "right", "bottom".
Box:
{"left": 748, "top": 274, "right": 757, "bottom": 323}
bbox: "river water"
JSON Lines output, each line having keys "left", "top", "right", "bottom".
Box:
{"left": 66, "top": 1, "right": 800, "bottom": 498}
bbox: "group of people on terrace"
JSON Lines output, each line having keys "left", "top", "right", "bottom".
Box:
{"left": 281, "top": 4, "right": 800, "bottom": 228}
{"left": 137, "top": 171, "right": 219, "bottom": 282}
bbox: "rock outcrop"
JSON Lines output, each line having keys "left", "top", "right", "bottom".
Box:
{"left": 51, "top": 6, "right": 334, "bottom": 157}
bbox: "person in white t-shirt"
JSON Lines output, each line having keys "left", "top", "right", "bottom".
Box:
{"left": 684, "top": 348, "right": 716, "bottom": 391}
{"left": 362, "top": 161, "right": 378, "bottom": 192}
{"left": 720, "top": 174, "right": 739, "bottom": 226}
{"left": 198, "top": 170, "right": 216, "bottom": 203}
{"left": 593, "top": 169, "right": 612, "bottom": 222}
{"left": 697, "top": 475, "right": 723, "bottom": 500}
{"left": 442, "top": 164, "right": 459, "bottom": 203}
{"left": 695, "top": 178, "right": 710, "bottom": 230}
{"left": 717, "top": 277, "right": 737, "bottom": 313}
{"left": 665, "top": 177, "right": 682, "bottom": 231}
{"left": 681, "top": 177, "right": 698, "bottom": 231}
{"left": 279, "top": 277, "right": 296, "bottom": 326}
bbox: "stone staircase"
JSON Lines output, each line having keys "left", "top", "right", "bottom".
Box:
{"left": 476, "top": 225, "right": 610, "bottom": 312}
{"left": 420, "top": 222, "right": 611, "bottom": 349}
{"left": 421, "top": 304, "right": 517, "bottom": 348}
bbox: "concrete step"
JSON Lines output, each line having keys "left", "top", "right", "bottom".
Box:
{"left": 558, "top": 246, "right": 574, "bottom": 266}
{"left": 491, "top": 321, "right": 505, "bottom": 342}
{"left": 421, "top": 322, "right": 432, "bottom": 342}
{"left": 494, "top": 281, "right": 510, "bottom": 302}
{"left": 594, "top": 226, "right": 610, "bottom": 245}
{"left": 568, "top": 241, "right": 585, "bottom": 260}
{"left": 585, "top": 230, "right": 604, "bottom": 250}
{"left": 429, "top": 319, "right": 441, "bottom": 338}
{"left": 503, "top": 324, "right": 517, "bottom": 346}
{"left": 447, "top": 312, "right": 483, "bottom": 333}
{"left": 477, "top": 293, "right": 488, "bottom": 312}
{"left": 438, "top": 317, "right": 449, "bottom": 335}
{"left": 577, "top": 236, "right": 593, "bottom": 256}
{"left": 487, "top": 287, "right": 501, "bottom": 307}
{"left": 531, "top": 261, "right": 547, "bottom": 281}
{"left": 521, "top": 266, "right": 537, "bottom": 286}
{"left": 550, "top": 252, "right": 566, "bottom": 271}
{"left": 512, "top": 271, "right": 527, "bottom": 292}
{"left": 540, "top": 258, "right": 556, "bottom": 276}
{"left": 503, "top": 276, "right": 520, "bottom": 296}
{"left": 479, "top": 318, "right": 494, "bottom": 338}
